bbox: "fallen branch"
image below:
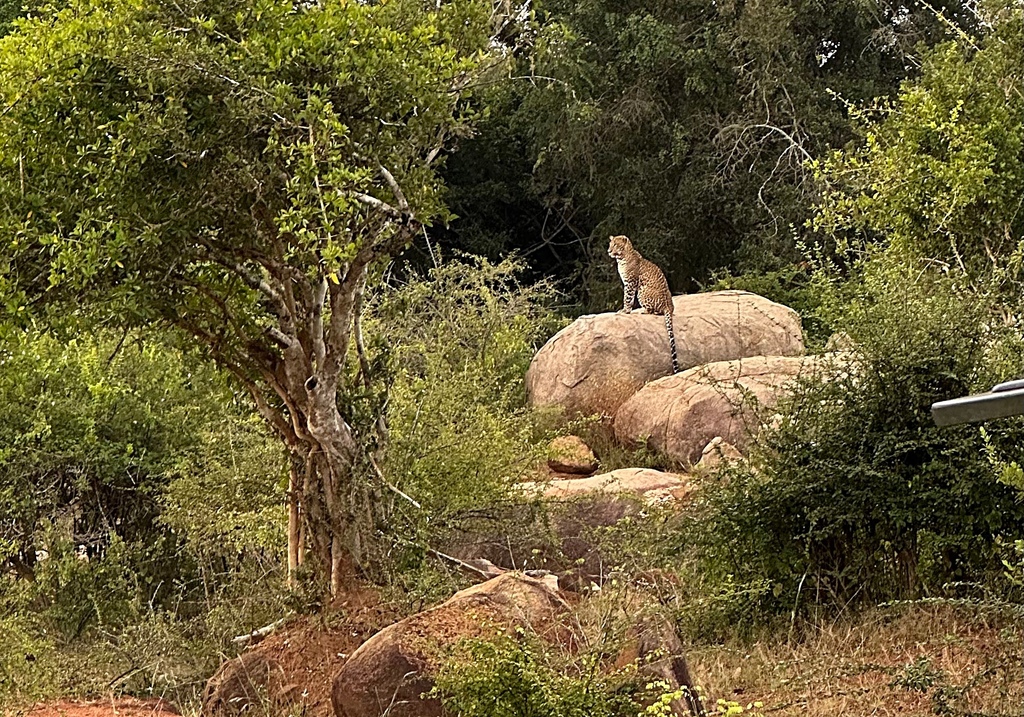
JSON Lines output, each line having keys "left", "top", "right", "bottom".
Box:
{"left": 428, "top": 549, "right": 507, "bottom": 581}
{"left": 232, "top": 616, "right": 290, "bottom": 646}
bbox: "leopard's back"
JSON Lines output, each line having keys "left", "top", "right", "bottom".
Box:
{"left": 635, "top": 257, "right": 673, "bottom": 315}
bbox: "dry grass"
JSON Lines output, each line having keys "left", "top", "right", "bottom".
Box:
{"left": 689, "top": 603, "right": 1023, "bottom": 716}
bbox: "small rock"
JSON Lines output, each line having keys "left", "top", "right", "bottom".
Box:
{"left": 546, "top": 435, "right": 598, "bottom": 475}
{"left": 825, "top": 331, "right": 855, "bottom": 352}
{"left": 696, "top": 437, "right": 744, "bottom": 470}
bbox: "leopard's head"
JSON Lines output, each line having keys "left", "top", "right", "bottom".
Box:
{"left": 607, "top": 235, "right": 633, "bottom": 259}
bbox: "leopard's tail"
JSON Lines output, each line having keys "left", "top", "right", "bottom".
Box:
{"left": 665, "top": 312, "right": 679, "bottom": 374}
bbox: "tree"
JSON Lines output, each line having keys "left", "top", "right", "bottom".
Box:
{"left": 0, "top": 0, "right": 496, "bottom": 593}
{"left": 700, "top": 7, "right": 1024, "bottom": 609}
{"left": 437, "top": 0, "right": 986, "bottom": 305}
{"left": 815, "top": 7, "right": 1024, "bottom": 272}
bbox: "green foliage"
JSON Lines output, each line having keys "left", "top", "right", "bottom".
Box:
{"left": 691, "top": 17, "right": 1024, "bottom": 617}
{"left": 816, "top": 10, "right": 1024, "bottom": 268}
{"left": 163, "top": 413, "right": 286, "bottom": 559}
{"left": 441, "top": 0, "right": 979, "bottom": 304}
{"left": 0, "top": 331, "right": 228, "bottom": 593}
{"left": 372, "top": 256, "right": 560, "bottom": 582}
{"left": 0, "top": 581, "right": 57, "bottom": 706}
{"left": 891, "top": 656, "right": 943, "bottom": 692}
{"left": 696, "top": 245, "right": 1024, "bottom": 611}
{"left": 0, "top": 0, "right": 501, "bottom": 586}
{"left": 433, "top": 631, "right": 645, "bottom": 717}
{"left": 0, "top": 331, "right": 289, "bottom": 710}
{"left": 33, "top": 534, "right": 140, "bottom": 639}
{"left": 0, "top": 0, "right": 490, "bottom": 325}
{"left": 0, "top": 0, "right": 23, "bottom": 37}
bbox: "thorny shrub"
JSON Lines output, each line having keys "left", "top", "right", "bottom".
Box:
{"left": 693, "top": 245, "right": 1024, "bottom": 618}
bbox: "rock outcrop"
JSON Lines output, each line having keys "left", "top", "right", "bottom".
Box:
{"left": 520, "top": 468, "right": 690, "bottom": 505}
{"left": 332, "top": 573, "right": 568, "bottom": 717}
{"left": 443, "top": 489, "right": 670, "bottom": 586}
{"left": 526, "top": 291, "right": 803, "bottom": 418}
{"left": 615, "top": 355, "right": 822, "bottom": 465}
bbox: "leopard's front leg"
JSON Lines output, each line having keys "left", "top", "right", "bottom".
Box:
{"left": 620, "top": 279, "right": 637, "bottom": 313}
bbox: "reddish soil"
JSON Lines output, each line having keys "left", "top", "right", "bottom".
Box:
{"left": 203, "top": 586, "right": 404, "bottom": 717}
{"left": 27, "top": 587, "right": 404, "bottom": 717}
{"left": 23, "top": 698, "right": 179, "bottom": 717}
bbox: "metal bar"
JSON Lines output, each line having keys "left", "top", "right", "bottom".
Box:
{"left": 931, "top": 387, "right": 1024, "bottom": 426}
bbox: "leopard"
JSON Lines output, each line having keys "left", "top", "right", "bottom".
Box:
{"left": 607, "top": 234, "right": 679, "bottom": 373}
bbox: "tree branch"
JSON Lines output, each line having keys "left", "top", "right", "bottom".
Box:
{"left": 268, "top": 326, "right": 300, "bottom": 350}
{"left": 378, "top": 164, "right": 409, "bottom": 213}
{"left": 351, "top": 192, "right": 403, "bottom": 219}
{"left": 352, "top": 271, "right": 372, "bottom": 391}
{"left": 311, "top": 276, "right": 328, "bottom": 369}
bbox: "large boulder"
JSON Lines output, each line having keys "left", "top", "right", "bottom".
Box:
{"left": 615, "top": 355, "right": 822, "bottom": 465}
{"left": 526, "top": 291, "right": 804, "bottom": 418}
{"left": 333, "top": 575, "right": 703, "bottom": 717}
{"left": 331, "top": 573, "right": 568, "bottom": 717}
{"left": 202, "top": 652, "right": 288, "bottom": 717}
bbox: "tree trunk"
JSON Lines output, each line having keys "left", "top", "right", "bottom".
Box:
{"left": 287, "top": 457, "right": 301, "bottom": 589}
{"left": 211, "top": 178, "right": 420, "bottom": 597}
{"left": 293, "top": 399, "right": 384, "bottom": 595}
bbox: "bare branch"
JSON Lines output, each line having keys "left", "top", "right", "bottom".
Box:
{"left": 378, "top": 165, "right": 410, "bottom": 213}
{"left": 268, "top": 326, "right": 300, "bottom": 350}
{"left": 228, "top": 259, "right": 286, "bottom": 305}
{"left": 351, "top": 192, "right": 403, "bottom": 219}
{"left": 232, "top": 617, "right": 290, "bottom": 646}
{"left": 247, "top": 384, "right": 300, "bottom": 449}
{"left": 717, "top": 122, "right": 813, "bottom": 163}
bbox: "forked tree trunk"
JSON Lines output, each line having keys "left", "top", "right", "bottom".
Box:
{"left": 194, "top": 168, "right": 420, "bottom": 596}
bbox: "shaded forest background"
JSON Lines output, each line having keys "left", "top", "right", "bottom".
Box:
{"left": 1, "top": 0, "right": 1024, "bottom": 713}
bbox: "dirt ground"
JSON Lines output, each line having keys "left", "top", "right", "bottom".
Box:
{"left": 198, "top": 586, "right": 402, "bottom": 717}
{"left": 691, "top": 603, "right": 1023, "bottom": 717}
{"left": 21, "top": 600, "right": 1022, "bottom": 717}
{"left": 22, "top": 698, "right": 180, "bottom": 717}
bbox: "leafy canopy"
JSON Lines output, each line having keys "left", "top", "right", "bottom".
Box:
{"left": 0, "top": 0, "right": 489, "bottom": 363}
{"left": 439, "top": 0, "right": 981, "bottom": 303}
{"left": 815, "top": 9, "right": 1024, "bottom": 268}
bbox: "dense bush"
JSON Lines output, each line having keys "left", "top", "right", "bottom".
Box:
{"left": 815, "top": 9, "right": 1024, "bottom": 269}
{"left": 162, "top": 412, "right": 288, "bottom": 599}
{"left": 433, "top": 631, "right": 651, "bottom": 717}
{"left": 0, "top": 332, "right": 222, "bottom": 595}
{"left": 0, "top": 332, "right": 289, "bottom": 709}
{"left": 695, "top": 246, "right": 1024, "bottom": 612}
{"left": 371, "top": 256, "right": 561, "bottom": 589}
{"left": 437, "top": 0, "right": 979, "bottom": 305}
